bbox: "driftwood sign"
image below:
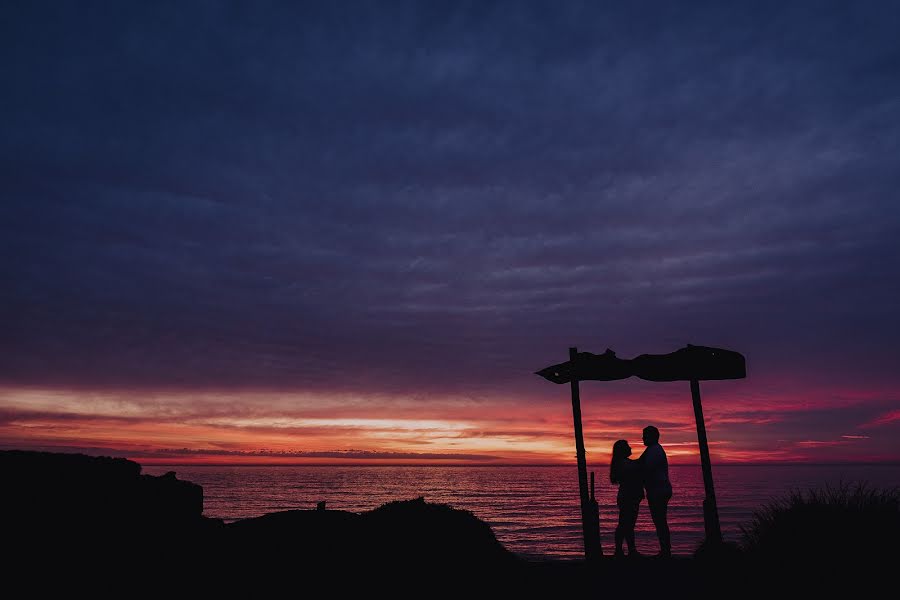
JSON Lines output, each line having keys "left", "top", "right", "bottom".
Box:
{"left": 536, "top": 344, "right": 747, "bottom": 560}
{"left": 536, "top": 344, "right": 746, "bottom": 384}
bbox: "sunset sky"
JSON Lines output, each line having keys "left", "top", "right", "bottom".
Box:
{"left": 3, "top": 1, "right": 899, "bottom": 466}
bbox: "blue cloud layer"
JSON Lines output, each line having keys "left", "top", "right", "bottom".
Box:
{"left": 2, "top": 0, "right": 899, "bottom": 396}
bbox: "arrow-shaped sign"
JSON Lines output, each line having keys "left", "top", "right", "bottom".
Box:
{"left": 536, "top": 344, "right": 746, "bottom": 384}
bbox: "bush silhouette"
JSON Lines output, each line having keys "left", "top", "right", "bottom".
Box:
{"left": 739, "top": 481, "right": 900, "bottom": 564}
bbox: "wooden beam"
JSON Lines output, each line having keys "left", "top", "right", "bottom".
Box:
{"left": 570, "top": 347, "right": 601, "bottom": 560}
{"left": 691, "top": 379, "right": 722, "bottom": 545}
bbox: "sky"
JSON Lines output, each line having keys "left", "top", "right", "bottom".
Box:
{"left": 2, "top": 0, "right": 900, "bottom": 465}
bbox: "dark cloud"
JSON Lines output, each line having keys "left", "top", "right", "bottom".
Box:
{"left": 2, "top": 1, "right": 900, "bottom": 398}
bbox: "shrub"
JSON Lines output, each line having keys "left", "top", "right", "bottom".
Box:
{"left": 739, "top": 481, "right": 900, "bottom": 563}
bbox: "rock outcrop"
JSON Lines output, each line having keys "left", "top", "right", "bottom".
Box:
{"left": 1, "top": 450, "right": 515, "bottom": 574}
{"left": 2, "top": 450, "right": 221, "bottom": 564}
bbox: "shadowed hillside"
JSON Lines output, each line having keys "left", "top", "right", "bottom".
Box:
{"left": 223, "top": 496, "right": 515, "bottom": 568}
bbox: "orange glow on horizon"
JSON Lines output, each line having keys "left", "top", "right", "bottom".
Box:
{"left": 1, "top": 385, "right": 898, "bottom": 465}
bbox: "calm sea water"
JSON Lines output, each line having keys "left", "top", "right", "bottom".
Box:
{"left": 143, "top": 464, "right": 900, "bottom": 559}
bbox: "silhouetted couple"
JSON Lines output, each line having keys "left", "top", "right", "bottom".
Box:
{"left": 609, "top": 425, "right": 673, "bottom": 558}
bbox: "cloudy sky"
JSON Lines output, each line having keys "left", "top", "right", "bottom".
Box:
{"left": 2, "top": 0, "right": 899, "bottom": 464}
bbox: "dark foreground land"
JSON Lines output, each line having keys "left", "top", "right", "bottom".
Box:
{"left": 2, "top": 450, "right": 893, "bottom": 595}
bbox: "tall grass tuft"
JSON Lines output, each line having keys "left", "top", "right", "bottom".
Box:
{"left": 739, "top": 481, "right": 900, "bottom": 562}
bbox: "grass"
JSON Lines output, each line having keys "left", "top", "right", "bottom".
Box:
{"left": 739, "top": 481, "right": 900, "bottom": 562}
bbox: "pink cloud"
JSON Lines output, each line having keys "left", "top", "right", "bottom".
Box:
{"left": 862, "top": 410, "right": 900, "bottom": 428}
{"left": 3, "top": 384, "right": 900, "bottom": 464}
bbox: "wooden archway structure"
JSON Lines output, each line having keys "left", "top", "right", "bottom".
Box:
{"left": 536, "top": 344, "right": 747, "bottom": 561}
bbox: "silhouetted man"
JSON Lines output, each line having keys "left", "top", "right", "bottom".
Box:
{"left": 640, "top": 425, "right": 672, "bottom": 557}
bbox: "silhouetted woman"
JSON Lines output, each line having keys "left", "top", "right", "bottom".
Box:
{"left": 610, "top": 439, "right": 644, "bottom": 557}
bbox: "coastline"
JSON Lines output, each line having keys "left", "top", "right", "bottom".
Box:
{"left": 141, "top": 460, "right": 900, "bottom": 558}
{"left": 3, "top": 450, "right": 895, "bottom": 594}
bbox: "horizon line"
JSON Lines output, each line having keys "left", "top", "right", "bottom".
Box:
{"left": 137, "top": 461, "right": 900, "bottom": 468}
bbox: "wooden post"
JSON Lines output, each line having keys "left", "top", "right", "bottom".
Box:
{"left": 690, "top": 379, "right": 723, "bottom": 545}
{"left": 588, "top": 471, "right": 601, "bottom": 556}
{"left": 570, "top": 347, "right": 601, "bottom": 561}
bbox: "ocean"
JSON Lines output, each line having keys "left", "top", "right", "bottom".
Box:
{"left": 142, "top": 463, "right": 900, "bottom": 559}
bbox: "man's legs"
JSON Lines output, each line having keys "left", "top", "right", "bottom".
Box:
{"left": 648, "top": 493, "right": 671, "bottom": 556}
